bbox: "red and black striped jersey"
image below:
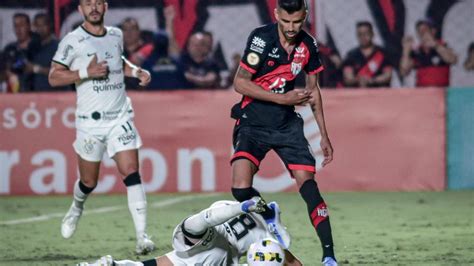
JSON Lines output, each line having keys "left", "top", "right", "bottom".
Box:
{"left": 342, "top": 45, "right": 392, "bottom": 87}
{"left": 235, "top": 23, "right": 324, "bottom": 128}
{"left": 410, "top": 41, "right": 450, "bottom": 87}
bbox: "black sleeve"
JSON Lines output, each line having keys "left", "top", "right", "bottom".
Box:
{"left": 304, "top": 37, "right": 324, "bottom": 74}
{"left": 239, "top": 29, "right": 268, "bottom": 74}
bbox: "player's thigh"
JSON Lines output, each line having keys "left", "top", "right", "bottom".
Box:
{"left": 231, "top": 126, "right": 270, "bottom": 187}
{"left": 274, "top": 118, "right": 316, "bottom": 178}
{"left": 113, "top": 149, "right": 139, "bottom": 177}
{"left": 73, "top": 127, "right": 107, "bottom": 163}
{"left": 107, "top": 118, "right": 142, "bottom": 176}
{"left": 77, "top": 155, "right": 101, "bottom": 187}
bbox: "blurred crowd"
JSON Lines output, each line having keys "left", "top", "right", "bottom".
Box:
{"left": 1, "top": 7, "right": 473, "bottom": 93}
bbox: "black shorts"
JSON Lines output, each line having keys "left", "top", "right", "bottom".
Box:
{"left": 231, "top": 115, "right": 316, "bottom": 174}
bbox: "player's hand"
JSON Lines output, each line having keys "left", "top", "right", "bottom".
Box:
{"left": 164, "top": 5, "right": 176, "bottom": 23}
{"left": 280, "top": 89, "right": 311, "bottom": 106}
{"left": 320, "top": 136, "right": 333, "bottom": 167}
{"left": 137, "top": 68, "right": 151, "bottom": 86}
{"left": 87, "top": 54, "right": 109, "bottom": 79}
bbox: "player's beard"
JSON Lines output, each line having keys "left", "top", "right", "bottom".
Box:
{"left": 85, "top": 12, "right": 104, "bottom": 26}
{"left": 284, "top": 31, "right": 298, "bottom": 42}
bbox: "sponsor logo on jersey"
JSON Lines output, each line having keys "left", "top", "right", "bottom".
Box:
{"left": 268, "top": 47, "right": 280, "bottom": 58}
{"left": 105, "top": 52, "right": 113, "bottom": 59}
{"left": 61, "top": 45, "right": 73, "bottom": 61}
{"left": 118, "top": 131, "right": 136, "bottom": 145}
{"left": 92, "top": 78, "right": 124, "bottom": 94}
{"left": 247, "top": 52, "right": 260, "bottom": 66}
{"left": 250, "top": 36, "right": 266, "bottom": 54}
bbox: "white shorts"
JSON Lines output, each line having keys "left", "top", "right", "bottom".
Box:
{"left": 73, "top": 117, "right": 143, "bottom": 162}
{"left": 165, "top": 220, "right": 236, "bottom": 266}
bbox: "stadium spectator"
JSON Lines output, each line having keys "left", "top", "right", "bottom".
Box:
{"left": 0, "top": 52, "right": 20, "bottom": 93}
{"left": 295, "top": 40, "right": 343, "bottom": 88}
{"left": 464, "top": 42, "right": 474, "bottom": 72}
{"left": 177, "top": 31, "right": 221, "bottom": 89}
{"left": 343, "top": 21, "right": 392, "bottom": 88}
{"left": 78, "top": 197, "right": 303, "bottom": 266}
{"left": 400, "top": 19, "right": 458, "bottom": 87}
{"left": 3, "top": 13, "right": 38, "bottom": 92}
{"left": 26, "top": 13, "right": 68, "bottom": 91}
{"left": 141, "top": 33, "right": 188, "bottom": 90}
{"left": 121, "top": 17, "right": 154, "bottom": 90}
{"left": 121, "top": 17, "right": 153, "bottom": 66}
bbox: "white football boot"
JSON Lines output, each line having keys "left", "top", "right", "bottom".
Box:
{"left": 61, "top": 203, "right": 83, "bottom": 239}
{"left": 322, "top": 257, "right": 338, "bottom": 266}
{"left": 265, "top": 201, "right": 291, "bottom": 249}
{"left": 77, "top": 255, "right": 114, "bottom": 266}
{"left": 136, "top": 234, "right": 155, "bottom": 255}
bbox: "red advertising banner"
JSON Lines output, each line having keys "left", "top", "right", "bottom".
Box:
{"left": 0, "top": 89, "right": 445, "bottom": 195}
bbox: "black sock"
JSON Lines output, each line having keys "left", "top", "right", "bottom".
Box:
{"left": 231, "top": 187, "right": 274, "bottom": 220}
{"left": 78, "top": 180, "right": 95, "bottom": 194}
{"left": 123, "top": 172, "right": 141, "bottom": 187}
{"left": 141, "top": 259, "right": 157, "bottom": 266}
{"left": 299, "top": 179, "right": 335, "bottom": 261}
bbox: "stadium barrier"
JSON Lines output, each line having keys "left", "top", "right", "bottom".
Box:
{"left": 447, "top": 87, "right": 474, "bottom": 190}
{"left": 0, "top": 88, "right": 446, "bottom": 195}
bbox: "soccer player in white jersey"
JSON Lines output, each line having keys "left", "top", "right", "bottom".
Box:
{"left": 78, "top": 197, "right": 303, "bottom": 266}
{"left": 48, "top": 0, "right": 154, "bottom": 254}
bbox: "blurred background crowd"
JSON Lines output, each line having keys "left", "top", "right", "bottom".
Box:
{"left": 0, "top": 0, "right": 473, "bottom": 93}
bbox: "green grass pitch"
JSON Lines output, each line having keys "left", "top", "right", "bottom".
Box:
{"left": 1, "top": 191, "right": 473, "bottom": 265}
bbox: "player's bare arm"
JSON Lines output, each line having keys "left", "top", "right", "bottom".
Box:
{"left": 123, "top": 56, "right": 151, "bottom": 86}
{"left": 48, "top": 54, "right": 108, "bottom": 87}
{"left": 234, "top": 66, "right": 310, "bottom": 105}
{"left": 306, "top": 73, "right": 333, "bottom": 166}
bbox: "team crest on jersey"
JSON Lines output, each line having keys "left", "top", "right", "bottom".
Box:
{"left": 250, "top": 36, "right": 266, "bottom": 54}
{"left": 247, "top": 52, "right": 260, "bottom": 66}
{"left": 291, "top": 62, "right": 302, "bottom": 75}
{"left": 369, "top": 60, "right": 378, "bottom": 72}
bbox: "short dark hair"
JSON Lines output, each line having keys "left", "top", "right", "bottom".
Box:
{"left": 34, "top": 13, "right": 51, "bottom": 25}
{"left": 278, "top": 0, "right": 307, "bottom": 14}
{"left": 416, "top": 18, "right": 435, "bottom": 29}
{"left": 356, "top": 21, "right": 373, "bottom": 32}
{"left": 13, "top": 13, "right": 30, "bottom": 25}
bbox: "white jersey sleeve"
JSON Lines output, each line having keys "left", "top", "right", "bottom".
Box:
{"left": 52, "top": 33, "right": 79, "bottom": 68}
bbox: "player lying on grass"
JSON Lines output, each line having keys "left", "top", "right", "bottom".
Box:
{"left": 78, "top": 197, "right": 302, "bottom": 266}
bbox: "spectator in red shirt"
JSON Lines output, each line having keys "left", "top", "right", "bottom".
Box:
{"left": 400, "top": 19, "right": 458, "bottom": 87}
{"left": 343, "top": 21, "right": 392, "bottom": 88}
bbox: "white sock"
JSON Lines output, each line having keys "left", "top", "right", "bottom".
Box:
{"left": 127, "top": 184, "right": 147, "bottom": 239}
{"left": 114, "top": 260, "right": 144, "bottom": 266}
{"left": 73, "top": 179, "right": 89, "bottom": 209}
{"left": 184, "top": 202, "right": 245, "bottom": 235}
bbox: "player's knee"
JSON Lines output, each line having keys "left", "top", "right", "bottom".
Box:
{"left": 123, "top": 171, "right": 142, "bottom": 187}
{"left": 80, "top": 178, "right": 98, "bottom": 189}
{"left": 120, "top": 164, "right": 139, "bottom": 177}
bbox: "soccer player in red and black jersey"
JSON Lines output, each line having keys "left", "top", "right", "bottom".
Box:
{"left": 230, "top": 0, "right": 337, "bottom": 265}
{"left": 400, "top": 19, "right": 458, "bottom": 87}
{"left": 342, "top": 21, "right": 392, "bottom": 88}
